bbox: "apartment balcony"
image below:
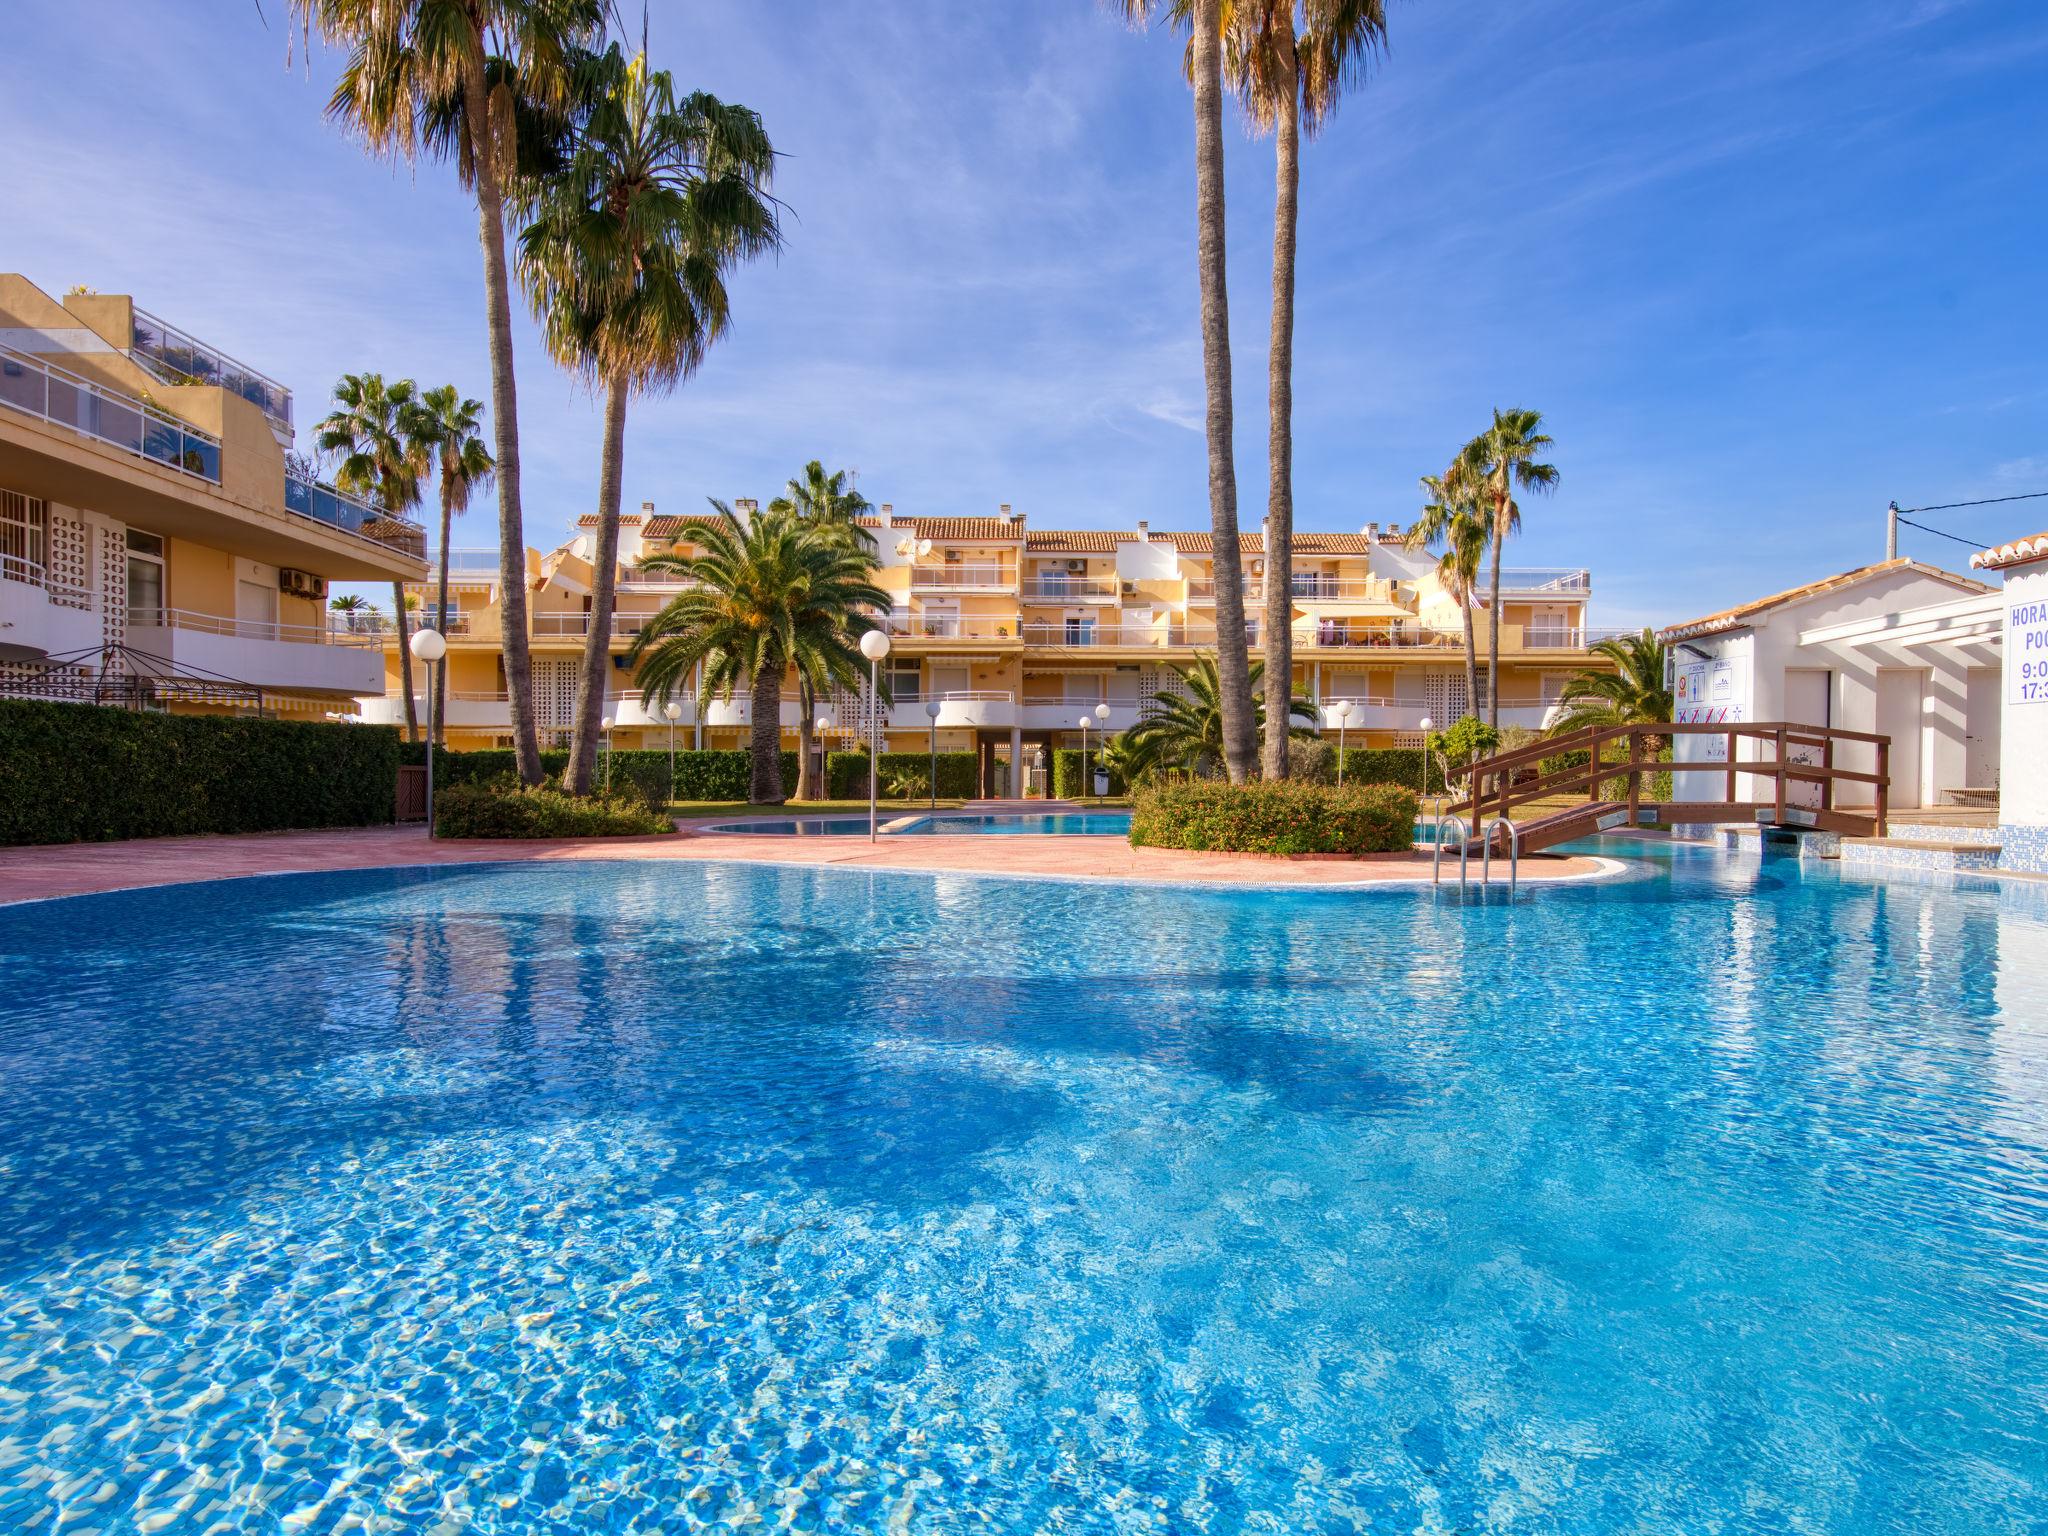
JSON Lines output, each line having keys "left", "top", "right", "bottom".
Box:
{"left": 909, "top": 563, "right": 1016, "bottom": 593}
{"left": 125, "top": 607, "right": 385, "bottom": 696}
{"left": 0, "top": 562, "right": 102, "bottom": 661}
{"left": 1315, "top": 697, "right": 1562, "bottom": 733}
{"left": 1302, "top": 624, "right": 1464, "bottom": 651}
{"left": 1, "top": 342, "right": 222, "bottom": 482}
{"left": 1486, "top": 568, "right": 1591, "bottom": 595}
{"left": 128, "top": 307, "right": 294, "bottom": 444}
{"left": 1019, "top": 702, "right": 1142, "bottom": 733}
{"left": 884, "top": 615, "right": 1021, "bottom": 644}
{"left": 532, "top": 612, "right": 650, "bottom": 641}
{"left": 882, "top": 691, "right": 1018, "bottom": 731}
{"left": 1020, "top": 621, "right": 1261, "bottom": 650}
{"left": 358, "top": 690, "right": 695, "bottom": 731}
{"left": 702, "top": 696, "right": 805, "bottom": 730}
{"left": 1525, "top": 626, "right": 1632, "bottom": 649}
{"left": 1022, "top": 576, "right": 1120, "bottom": 603}
{"left": 1186, "top": 579, "right": 1263, "bottom": 605}
{"left": 282, "top": 473, "right": 426, "bottom": 560}
{"left": 423, "top": 548, "right": 508, "bottom": 581}
{"left": 1288, "top": 575, "right": 1411, "bottom": 606}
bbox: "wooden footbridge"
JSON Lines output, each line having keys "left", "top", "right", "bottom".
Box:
{"left": 1441, "top": 721, "right": 1891, "bottom": 859}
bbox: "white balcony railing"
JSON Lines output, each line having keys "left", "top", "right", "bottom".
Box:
{"left": 1020, "top": 621, "right": 1261, "bottom": 648}
{"left": 422, "top": 548, "right": 506, "bottom": 578}
{"left": 1303, "top": 625, "right": 1464, "bottom": 650}
{"left": 1022, "top": 577, "right": 1119, "bottom": 602}
{"left": 0, "top": 342, "right": 223, "bottom": 482}
{"left": 1526, "top": 626, "right": 1632, "bottom": 648}
{"left": 884, "top": 616, "right": 1019, "bottom": 641}
{"left": 910, "top": 564, "right": 1015, "bottom": 590}
{"left": 1486, "top": 568, "right": 1591, "bottom": 593}
{"left": 135, "top": 606, "right": 382, "bottom": 648}
{"left": 533, "top": 612, "right": 649, "bottom": 639}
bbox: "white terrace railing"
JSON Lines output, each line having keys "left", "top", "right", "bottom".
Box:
{"left": 1022, "top": 576, "right": 1120, "bottom": 601}
{"left": 1486, "top": 568, "right": 1592, "bottom": 593}
{"left": 533, "top": 612, "right": 650, "bottom": 639}
{"left": 130, "top": 606, "right": 383, "bottom": 647}
{"left": 1526, "top": 626, "right": 1634, "bottom": 648}
{"left": 0, "top": 341, "right": 223, "bottom": 482}
{"left": 910, "top": 563, "right": 1016, "bottom": 590}
{"left": 422, "top": 548, "right": 507, "bottom": 578}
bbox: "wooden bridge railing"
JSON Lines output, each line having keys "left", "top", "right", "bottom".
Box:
{"left": 1447, "top": 721, "right": 1891, "bottom": 837}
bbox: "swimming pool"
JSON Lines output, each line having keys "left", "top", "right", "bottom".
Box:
{"left": 702, "top": 809, "right": 1135, "bottom": 836}
{"left": 3, "top": 846, "right": 2046, "bottom": 1530}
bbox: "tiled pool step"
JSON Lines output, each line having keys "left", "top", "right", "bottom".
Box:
{"left": 1839, "top": 836, "right": 2003, "bottom": 874}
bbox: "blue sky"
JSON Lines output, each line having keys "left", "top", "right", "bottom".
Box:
{"left": 4, "top": 0, "right": 2045, "bottom": 626}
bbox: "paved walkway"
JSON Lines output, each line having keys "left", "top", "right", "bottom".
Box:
{"left": 0, "top": 820, "right": 1607, "bottom": 905}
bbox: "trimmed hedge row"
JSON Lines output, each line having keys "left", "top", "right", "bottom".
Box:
{"left": 404, "top": 746, "right": 799, "bottom": 803}
{"left": 0, "top": 699, "right": 400, "bottom": 846}
{"left": 432, "top": 780, "right": 674, "bottom": 838}
{"left": 1052, "top": 748, "right": 1127, "bottom": 799}
{"left": 1130, "top": 779, "right": 1420, "bottom": 856}
{"left": 825, "top": 751, "right": 980, "bottom": 800}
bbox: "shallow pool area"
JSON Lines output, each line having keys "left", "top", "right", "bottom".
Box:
{"left": 3, "top": 846, "right": 2047, "bottom": 1531}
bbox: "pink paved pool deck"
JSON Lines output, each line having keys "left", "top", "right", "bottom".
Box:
{"left": 0, "top": 818, "right": 1607, "bottom": 906}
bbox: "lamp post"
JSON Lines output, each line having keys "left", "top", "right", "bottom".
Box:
{"left": 860, "top": 629, "right": 891, "bottom": 842}
{"left": 409, "top": 627, "right": 446, "bottom": 835}
{"left": 663, "top": 701, "right": 681, "bottom": 805}
{"left": 815, "top": 711, "right": 833, "bottom": 802}
{"left": 600, "top": 715, "right": 615, "bottom": 794}
{"left": 925, "top": 698, "right": 942, "bottom": 810}
{"left": 1089, "top": 701, "right": 1109, "bottom": 799}
{"left": 1335, "top": 698, "right": 1353, "bottom": 786}
{"left": 1418, "top": 714, "right": 1434, "bottom": 801}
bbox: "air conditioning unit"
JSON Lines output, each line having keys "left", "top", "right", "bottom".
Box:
{"left": 1065, "top": 559, "right": 1086, "bottom": 574}
{"left": 278, "top": 568, "right": 328, "bottom": 601}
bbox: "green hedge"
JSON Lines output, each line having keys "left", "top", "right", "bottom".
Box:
{"left": 432, "top": 779, "right": 674, "bottom": 838}
{"left": 0, "top": 699, "right": 400, "bottom": 846}
{"left": 1130, "top": 779, "right": 1419, "bottom": 856}
{"left": 1052, "top": 747, "right": 1126, "bottom": 799}
{"left": 825, "top": 750, "right": 979, "bottom": 800}
{"left": 1536, "top": 743, "right": 1673, "bottom": 803}
{"left": 1334, "top": 747, "right": 1429, "bottom": 789}
{"left": 405, "top": 745, "right": 798, "bottom": 803}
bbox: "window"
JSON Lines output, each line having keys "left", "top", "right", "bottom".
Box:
{"left": 126, "top": 529, "right": 165, "bottom": 625}
{"left": 237, "top": 578, "right": 278, "bottom": 635}
{"left": 0, "top": 489, "right": 47, "bottom": 585}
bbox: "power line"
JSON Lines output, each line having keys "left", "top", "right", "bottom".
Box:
{"left": 1896, "top": 514, "right": 1997, "bottom": 550}
{"left": 1896, "top": 489, "right": 2048, "bottom": 515}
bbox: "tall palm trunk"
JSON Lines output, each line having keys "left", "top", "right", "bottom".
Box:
{"left": 748, "top": 665, "right": 785, "bottom": 803}
{"left": 1260, "top": 37, "right": 1300, "bottom": 782}
{"left": 462, "top": 49, "right": 542, "bottom": 785}
{"left": 566, "top": 369, "right": 630, "bottom": 794}
{"left": 795, "top": 676, "right": 817, "bottom": 800}
{"left": 1190, "top": 0, "right": 1256, "bottom": 784}
{"left": 1486, "top": 479, "right": 1505, "bottom": 728}
{"left": 1461, "top": 590, "right": 1479, "bottom": 721}
{"left": 392, "top": 582, "right": 418, "bottom": 741}
{"left": 434, "top": 483, "right": 454, "bottom": 746}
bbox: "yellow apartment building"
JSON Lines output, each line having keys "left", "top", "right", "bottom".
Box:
{"left": 368, "top": 500, "right": 1620, "bottom": 794}
{"left": 0, "top": 275, "right": 424, "bottom": 716}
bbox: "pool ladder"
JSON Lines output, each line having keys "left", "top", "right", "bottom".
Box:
{"left": 1432, "top": 813, "right": 1519, "bottom": 894}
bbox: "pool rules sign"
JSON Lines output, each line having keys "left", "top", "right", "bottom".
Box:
{"left": 2013, "top": 596, "right": 2048, "bottom": 705}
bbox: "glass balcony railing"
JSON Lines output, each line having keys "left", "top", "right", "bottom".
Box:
{"left": 129, "top": 307, "right": 294, "bottom": 438}
{"left": 0, "top": 343, "right": 222, "bottom": 482}
{"left": 284, "top": 473, "right": 426, "bottom": 559}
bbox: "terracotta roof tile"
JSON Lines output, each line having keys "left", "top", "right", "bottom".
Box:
{"left": 641, "top": 513, "right": 724, "bottom": 540}
{"left": 1657, "top": 559, "right": 1991, "bottom": 641}
{"left": 1162, "top": 531, "right": 1263, "bottom": 555}
{"left": 1973, "top": 531, "right": 2048, "bottom": 571}
{"left": 1025, "top": 530, "right": 1135, "bottom": 552}
{"left": 856, "top": 516, "right": 1021, "bottom": 541}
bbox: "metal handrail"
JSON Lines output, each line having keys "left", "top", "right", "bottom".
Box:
{"left": 1431, "top": 813, "right": 1470, "bottom": 888}
{"left": 130, "top": 306, "right": 293, "bottom": 433}
{"left": 1481, "top": 815, "right": 1519, "bottom": 892}
{"left": 132, "top": 605, "right": 381, "bottom": 648}
{"left": 0, "top": 341, "right": 223, "bottom": 483}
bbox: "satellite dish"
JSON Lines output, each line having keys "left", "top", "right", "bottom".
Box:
{"left": 917, "top": 539, "right": 933, "bottom": 558}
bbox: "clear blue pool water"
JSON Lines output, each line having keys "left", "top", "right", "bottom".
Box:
{"left": 3, "top": 844, "right": 2047, "bottom": 1531}
{"left": 703, "top": 810, "right": 1135, "bottom": 836}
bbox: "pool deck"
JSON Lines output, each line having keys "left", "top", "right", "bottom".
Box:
{"left": 0, "top": 819, "right": 1608, "bottom": 905}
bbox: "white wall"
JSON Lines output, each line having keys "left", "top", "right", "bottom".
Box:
{"left": 2002, "top": 561, "right": 2048, "bottom": 829}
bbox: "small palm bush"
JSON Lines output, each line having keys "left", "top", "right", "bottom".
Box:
{"left": 1130, "top": 780, "right": 1419, "bottom": 856}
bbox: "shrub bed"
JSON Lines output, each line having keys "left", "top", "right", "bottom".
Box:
{"left": 431, "top": 778, "right": 674, "bottom": 838}
{"left": 0, "top": 699, "right": 400, "bottom": 846}
{"left": 825, "top": 750, "right": 979, "bottom": 800}
{"left": 1129, "top": 779, "right": 1420, "bottom": 856}
{"left": 1051, "top": 748, "right": 1126, "bottom": 799}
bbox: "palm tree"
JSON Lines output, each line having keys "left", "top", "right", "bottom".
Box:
{"left": 1227, "top": 0, "right": 1390, "bottom": 780}
{"left": 328, "top": 593, "right": 375, "bottom": 633}
{"left": 1118, "top": 0, "right": 1256, "bottom": 783}
{"left": 767, "top": 461, "right": 873, "bottom": 800}
{"left": 292, "top": 0, "right": 604, "bottom": 784}
{"left": 519, "top": 45, "right": 780, "bottom": 794}
{"left": 1458, "top": 407, "right": 1559, "bottom": 729}
{"left": 626, "top": 503, "right": 888, "bottom": 804}
{"left": 1409, "top": 469, "right": 1489, "bottom": 721}
{"left": 1550, "top": 628, "right": 1672, "bottom": 744}
{"left": 317, "top": 373, "right": 428, "bottom": 741}
{"left": 411, "top": 386, "right": 495, "bottom": 745}
{"left": 1122, "top": 655, "right": 1317, "bottom": 781}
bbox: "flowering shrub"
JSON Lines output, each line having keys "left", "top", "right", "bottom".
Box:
{"left": 432, "top": 778, "right": 674, "bottom": 839}
{"left": 1129, "top": 779, "right": 1419, "bottom": 856}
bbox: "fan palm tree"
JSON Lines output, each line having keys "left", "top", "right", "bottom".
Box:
{"left": 626, "top": 503, "right": 888, "bottom": 804}
{"left": 316, "top": 373, "right": 428, "bottom": 741}
{"left": 1458, "top": 407, "right": 1559, "bottom": 729}
{"left": 291, "top": 0, "right": 604, "bottom": 783}
{"left": 411, "top": 386, "right": 495, "bottom": 745}
{"left": 1122, "top": 655, "right": 1317, "bottom": 781}
{"left": 1409, "top": 468, "right": 1489, "bottom": 721}
{"left": 328, "top": 593, "right": 376, "bottom": 633}
{"left": 767, "top": 460, "right": 873, "bottom": 799}
{"left": 518, "top": 45, "right": 780, "bottom": 794}
{"left": 1549, "top": 628, "right": 1672, "bottom": 746}
{"left": 1226, "top": 0, "right": 1390, "bottom": 780}
{"left": 1117, "top": 0, "right": 1256, "bottom": 783}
